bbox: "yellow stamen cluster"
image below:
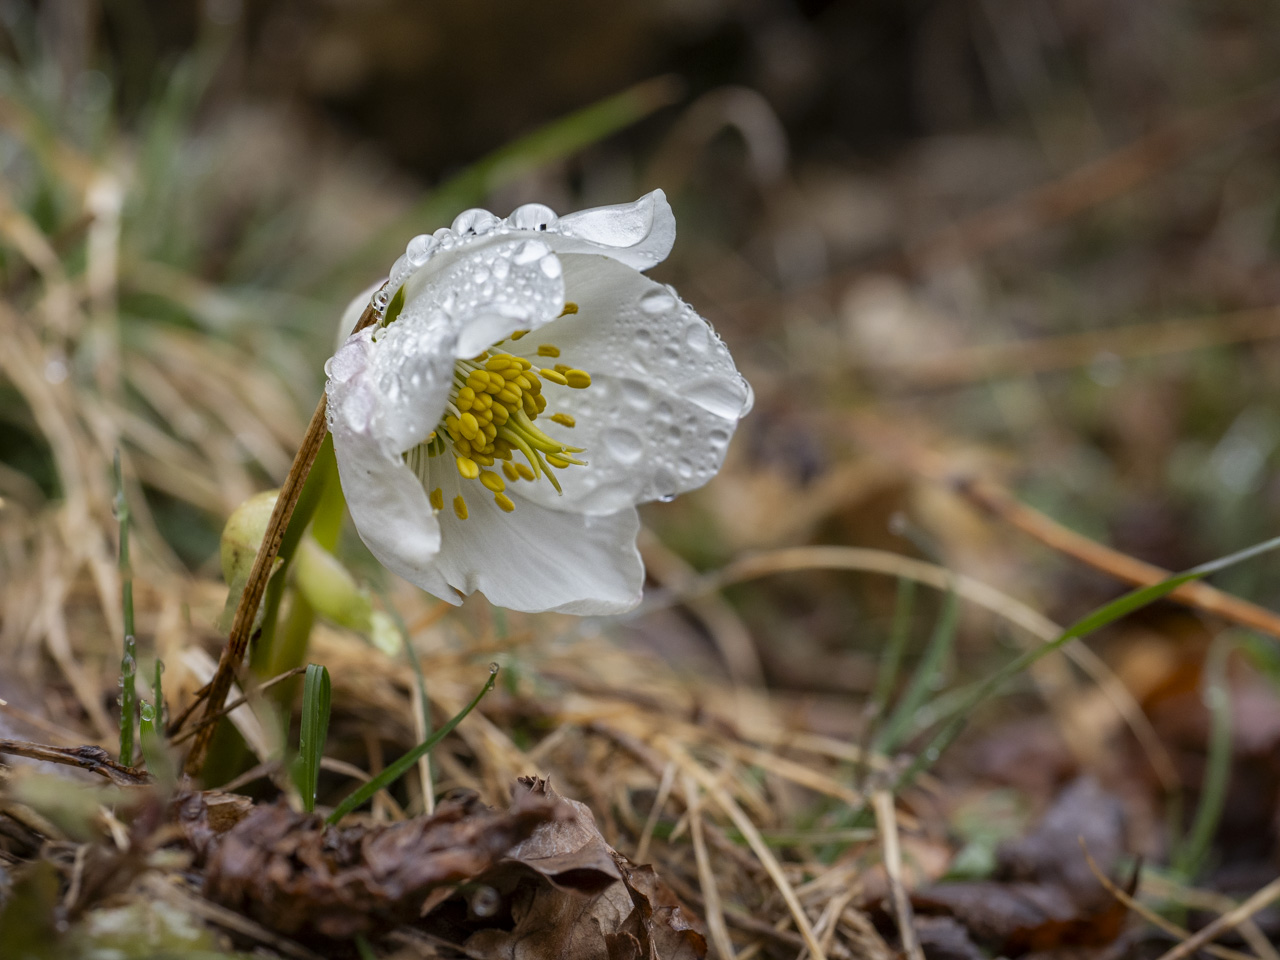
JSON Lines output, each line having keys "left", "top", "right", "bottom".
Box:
{"left": 407, "top": 327, "right": 592, "bottom": 518}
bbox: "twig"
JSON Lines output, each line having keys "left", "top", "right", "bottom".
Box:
{"left": 167, "top": 667, "right": 307, "bottom": 745}
{"left": 957, "top": 477, "right": 1280, "bottom": 639}
{"left": 1153, "top": 874, "right": 1280, "bottom": 960}
{"left": 872, "top": 790, "right": 925, "bottom": 960}
{"left": 0, "top": 737, "right": 152, "bottom": 786}
{"left": 182, "top": 297, "right": 383, "bottom": 776}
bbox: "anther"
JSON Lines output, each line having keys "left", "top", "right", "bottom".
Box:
{"left": 430, "top": 487, "right": 444, "bottom": 511}
{"left": 565, "top": 369, "right": 591, "bottom": 389}
{"left": 502, "top": 462, "right": 520, "bottom": 482}
{"left": 551, "top": 413, "right": 575, "bottom": 428}
{"left": 453, "top": 495, "right": 468, "bottom": 520}
{"left": 540, "top": 369, "right": 568, "bottom": 386}
{"left": 537, "top": 344, "right": 560, "bottom": 358}
{"left": 480, "top": 470, "right": 505, "bottom": 493}
{"left": 456, "top": 457, "right": 480, "bottom": 479}
{"left": 559, "top": 302, "right": 579, "bottom": 316}
{"left": 494, "top": 493, "right": 515, "bottom": 512}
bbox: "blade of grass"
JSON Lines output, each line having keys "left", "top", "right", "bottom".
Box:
{"left": 876, "top": 589, "right": 959, "bottom": 753}
{"left": 114, "top": 451, "right": 136, "bottom": 764}
{"left": 1173, "top": 637, "right": 1234, "bottom": 878}
{"left": 139, "top": 697, "right": 176, "bottom": 789}
{"left": 892, "top": 532, "right": 1280, "bottom": 794}
{"left": 871, "top": 577, "right": 917, "bottom": 719}
{"left": 295, "top": 664, "right": 332, "bottom": 814}
{"left": 326, "top": 664, "right": 499, "bottom": 824}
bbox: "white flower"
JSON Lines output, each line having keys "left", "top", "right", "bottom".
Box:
{"left": 324, "top": 191, "right": 752, "bottom": 615}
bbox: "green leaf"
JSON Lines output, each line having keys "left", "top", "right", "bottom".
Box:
{"left": 326, "top": 664, "right": 498, "bottom": 824}
{"left": 295, "top": 664, "right": 332, "bottom": 813}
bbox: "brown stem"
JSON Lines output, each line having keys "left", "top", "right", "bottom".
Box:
{"left": 957, "top": 477, "right": 1280, "bottom": 639}
{"left": 182, "top": 297, "right": 383, "bottom": 777}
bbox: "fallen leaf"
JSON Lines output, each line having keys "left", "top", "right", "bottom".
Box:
{"left": 459, "top": 777, "right": 706, "bottom": 960}
{"left": 911, "top": 777, "right": 1130, "bottom": 955}
{"left": 201, "top": 788, "right": 558, "bottom": 940}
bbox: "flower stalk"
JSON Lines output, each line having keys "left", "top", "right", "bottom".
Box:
{"left": 181, "top": 297, "right": 384, "bottom": 777}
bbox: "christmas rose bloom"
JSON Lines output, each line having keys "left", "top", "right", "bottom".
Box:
{"left": 324, "top": 191, "right": 751, "bottom": 614}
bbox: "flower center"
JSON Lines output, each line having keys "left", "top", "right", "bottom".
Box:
{"left": 404, "top": 315, "right": 592, "bottom": 520}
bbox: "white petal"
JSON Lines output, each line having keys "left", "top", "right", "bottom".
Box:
{"left": 325, "top": 336, "right": 451, "bottom": 598}
{"left": 428, "top": 495, "right": 644, "bottom": 615}
{"left": 334, "top": 280, "right": 384, "bottom": 353}
{"left": 511, "top": 254, "right": 750, "bottom": 513}
{"left": 398, "top": 236, "right": 566, "bottom": 359}
{"left": 541, "top": 190, "right": 676, "bottom": 270}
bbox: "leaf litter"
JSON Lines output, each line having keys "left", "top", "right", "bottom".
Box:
{"left": 8, "top": 5, "right": 1280, "bottom": 960}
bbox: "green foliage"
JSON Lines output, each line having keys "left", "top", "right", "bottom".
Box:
{"left": 294, "top": 664, "right": 332, "bottom": 814}
{"left": 327, "top": 665, "right": 499, "bottom": 824}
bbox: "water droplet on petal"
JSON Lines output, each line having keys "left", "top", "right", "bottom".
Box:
{"left": 620, "top": 380, "right": 650, "bottom": 409}
{"left": 405, "top": 233, "right": 437, "bottom": 266}
{"left": 388, "top": 253, "right": 412, "bottom": 287}
{"left": 452, "top": 208, "right": 497, "bottom": 235}
{"left": 677, "top": 458, "right": 695, "bottom": 480}
{"left": 640, "top": 289, "right": 676, "bottom": 315}
{"left": 539, "top": 254, "right": 562, "bottom": 279}
{"left": 603, "top": 427, "right": 644, "bottom": 464}
{"left": 510, "top": 202, "right": 558, "bottom": 231}
{"left": 684, "top": 320, "right": 710, "bottom": 351}
{"left": 512, "top": 239, "right": 549, "bottom": 265}
{"left": 682, "top": 377, "right": 751, "bottom": 421}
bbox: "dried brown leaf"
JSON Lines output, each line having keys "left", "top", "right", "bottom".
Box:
{"left": 201, "top": 788, "right": 557, "bottom": 940}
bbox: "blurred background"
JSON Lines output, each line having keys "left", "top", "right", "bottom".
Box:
{"left": 6, "top": 0, "right": 1280, "bottom": 944}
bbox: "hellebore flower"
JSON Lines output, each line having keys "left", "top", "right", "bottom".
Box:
{"left": 324, "top": 191, "right": 751, "bottom": 614}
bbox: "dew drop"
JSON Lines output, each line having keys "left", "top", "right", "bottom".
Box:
{"left": 539, "top": 254, "right": 562, "bottom": 279}
{"left": 389, "top": 255, "right": 413, "bottom": 288}
{"left": 452, "top": 208, "right": 497, "bottom": 235}
{"left": 513, "top": 239, "right": 549, "bottom": 265}
{"left": 681, "top": 378, "right": 751, "bottom": 421}
{"left": 677, "top": 457, "right": 694, "bottom": 480}
{"left": 639, "top": 288, "right": 676, "bottom": 315}
{"left": 473, "top": 265, "right": 491, "bottom": 285}
{"left": 510, "top": 203, "right": 558, "bottom": 231}
{"left": 667, "top": 424, "right": 681, "bottom": 440}
{"left": 684, "top": 321, "right": 709, "bottom": 351}
{"left": 603, "top": 427, "right": 644, "bottom": 464}
{"left": 488, "top": 661, "right": 501, "bottom": 676}
{"left": 405, "top": 233, "right": 437, "bottom": 266}
{"left": 634, "top": 328, "right": 653, "bottom": 346}
{"left": 471, "top": 884, "right": 501, "bottom": 918}
{"left": 44, "top": 357, "right": 68, "bottom": 384}
{"left": 140, "top": 702, "right": 156, "bottom": 722}
{"left": 620, "top": 380, "right": 650, "bottom": 410}
{"left": 433, "top": 227, "right": 452, "bottom": 241}
{"left": 491, "top": 257, "right": 510, "bottom": 281}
